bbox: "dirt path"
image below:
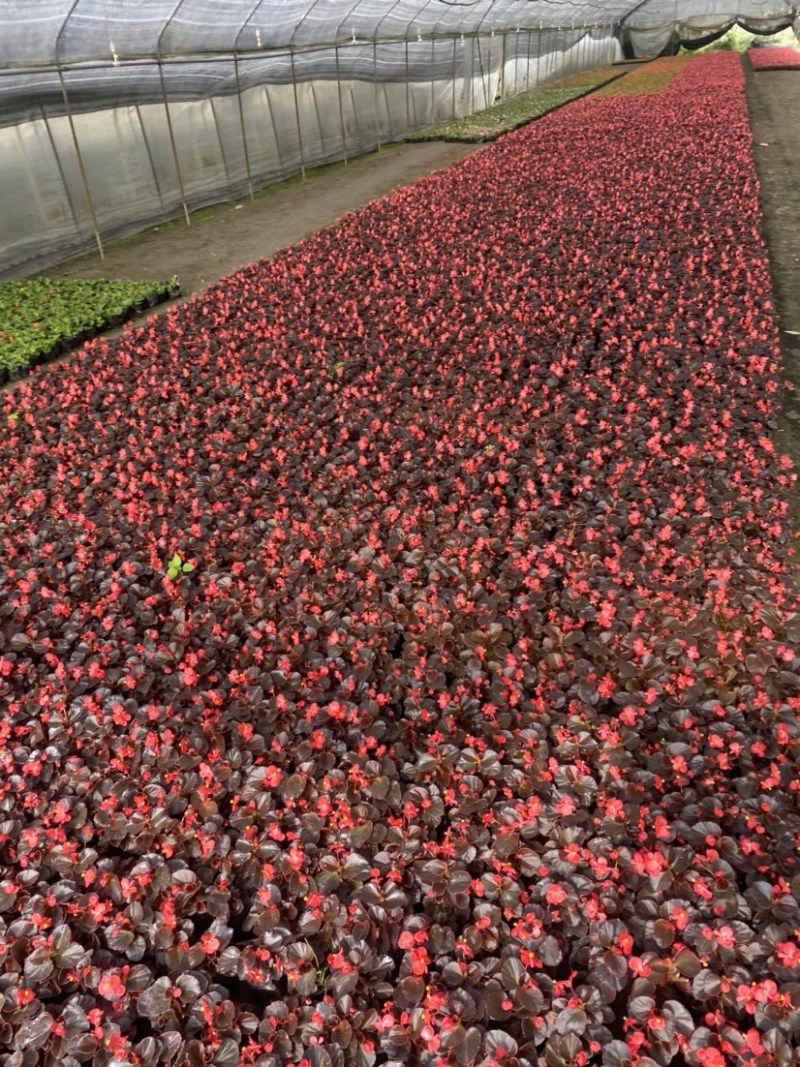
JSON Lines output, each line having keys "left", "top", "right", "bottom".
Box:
{"left": 49, "top": 142, "right": 481, "bottom": 296}
{"left": 744, "top": 65, "right": 800, "bottom": 525}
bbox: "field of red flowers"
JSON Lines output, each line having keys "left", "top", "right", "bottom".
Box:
{"left": 748, "top": 47, "right": 800, "bottom": 70}
{"left": 1, "top": 52, "right": 799, "bottom": 1067}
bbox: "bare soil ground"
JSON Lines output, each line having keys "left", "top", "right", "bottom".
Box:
{"left": 48, "top": 142, "right": 481, "bottom": 296}
{"left": 744, "top": 65, "right": 800, "bottom": 525}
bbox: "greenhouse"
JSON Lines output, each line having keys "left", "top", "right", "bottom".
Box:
{"left": 0, "top": 0, "right": 797, "bottom": 275}
{"left": 2, "top": 1, "right": 800, "bottom": 1065}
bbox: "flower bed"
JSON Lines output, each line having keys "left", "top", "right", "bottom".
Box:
{"left": 590, "top": 55, "right": 694, "bottom": 96}
{"left": 405, "top": 69, "right": 622, "bottom": 142}
{"left": 748, "top": 46, "right": 800, "bottom": 70}
{"left": 0, "top": 276, "right": 180, "bottom": 384}
{"left": 1, "top": 52, "right": 799, "bottom": 1066}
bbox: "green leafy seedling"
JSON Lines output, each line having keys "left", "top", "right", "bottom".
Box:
{"left": 166, "top": 553, "right": 195, "bottom": 581}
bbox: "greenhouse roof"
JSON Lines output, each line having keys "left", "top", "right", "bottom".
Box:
{"left": 0, "top": 0, "right": 796, "bottom": 66}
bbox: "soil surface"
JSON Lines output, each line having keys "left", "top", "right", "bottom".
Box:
{"left": 744, "top": 65, "right": 800, "bottom": 526}
{"left": 48, "top": 142, "right": 481, "bottom": 296}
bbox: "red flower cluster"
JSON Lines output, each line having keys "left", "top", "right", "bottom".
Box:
{"left": 0, "top": 52, "right": 799, "bottom": 1065}
{"left": 748, "top": 46, "right": 800, "bottom": 70}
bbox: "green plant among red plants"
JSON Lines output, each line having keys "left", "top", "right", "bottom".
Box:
{"left": 405, "top": 69, "right": 622, "bottom": 142}
{"left": 0, "top": 276, "right": 179, "bottom": 383}
{"left": 0, "top": 53, "right": 799, "bottom": 1066}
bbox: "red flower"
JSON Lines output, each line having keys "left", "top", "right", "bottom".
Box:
{"left": 546, "top": 884, "right": 568, "bottom": 906}
{"left": 98, "top": 973, "right": 126, "bottom": 1001}
{"left": 409, "top": 948, "right": 430, "bottom": 976}
{"left": 696, "top": 1050, "right": 726, "bottom": 1067}
{"left": 199, "top": 932, "right": 220, "bottom": 954}
{"left": 776, "top": 941, "right": 800, "bottom": 967}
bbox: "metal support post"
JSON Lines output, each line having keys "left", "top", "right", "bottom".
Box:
{"left": 263, "top": 84, "right": 285, "bottom": 172}
{"left": 500, "top": 31, "right": 507, "bottom": 100}
{"left": 372, "top": 39, "right": 383, "bottom": 149}
{"left": 209, "top": 98, "right": 234, "bottom": 187}
{"left": 40, "top": 106, "right": 83, "bottom": 245}
{"left": 431, "top": 35, "right": 436, "bottom": 123}
{"left": 56, "top": 65, "right": 104, "bottom": 257}
{"left": 335, "top": 44, "right": 348, "bottom": 163}
{"left": 157, "top": 57, "right": 191, "bottom": 225}
{"left": 405, "top": 36, "right": 411, "bottom": 128}
{"left": 289, "top": 48, "right": 307, "bottom": 179}
{"left": 234, "top": 52, "right": 255, "bottom": 200}
{"left": 136, "top": 103, "right": 166, "bottom": 214}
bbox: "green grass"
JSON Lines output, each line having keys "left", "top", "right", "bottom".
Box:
{"left": 404, "top": 69, "right": 623, "bottom": 143}
{"left": 0, "top": 276, "right": 179, "bottom": 381}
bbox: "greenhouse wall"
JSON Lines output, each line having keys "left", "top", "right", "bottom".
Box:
{"left": 0, "top": 30, "right": 620, "bottom": 279}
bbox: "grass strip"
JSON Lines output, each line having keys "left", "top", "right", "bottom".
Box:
{"left": 404, "top": 68, "right": 623, "bottom": 143}
{"left": 0, "top": 276, "right": 179, "bottom": 383}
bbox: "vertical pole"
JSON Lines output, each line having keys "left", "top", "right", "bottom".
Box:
{"left": 263, "top": 84, "right": 285, "bottom": 172}
{"left": 136, "top": 103, "right": 166, "bottom": 214}
{"left": 516, "top": 29, "right": 521, "bottom": 91}
{"left": 487, "top": 31, "right": 493, "bottom": 106}
{"left": 405, "top": 36, "right": 411, "bottom": 129}
{"left": 335, "top": 43, "right": 348, "bottom": 163}
{"left": 289, "top": 48, "right": 306, "bottom": 179}
{"left": 39, "top": 103, "right": 81, "bottom": 240}
{"left": 451, "top": 35, "right": 457, "bottom": 117}
{"left": 234, "top": 52, "right": 255, "bottom": 200}
{"left": 56, "top": 65, "right": 104, "bottom": 258}
{"left": 209, "top": 97, "right": 234, "bottom": 187}
{"left": 157, "top": 57, "right": 191, "bottom": 225}
{"left": 40, "top": 105, "right": 82, "bottom": 244}
{"left": 526, "top": 30, "right": 531, "bottom": 90}
{"left": 476, "top": 33, "right": 486, "bottom": 109}
{"left": 470, "top": 35, "right": 475, "bottom": 114}
{"left": 372, "top": 39, "right": 383, "bottom": 150}
{"left": 480, "top": 31, "right": 491, "bottom": 109}
{"left": 430, "top": 35, "right": 436, "bottom": 124}
{"left": 309, "top": 77, "right": 324, "bottom": 156}
{"left": 500, "top": 31, "right": 507, "bottom": 101}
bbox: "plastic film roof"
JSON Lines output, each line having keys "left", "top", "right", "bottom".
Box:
{"left": 0, "top": 1, "right": 797, "bottom": 107}
{"left": 2, "top": 0, "right": 646, "bottom": 68}
{"left": 1, "top": 1, "right": 797, "bottom": 69}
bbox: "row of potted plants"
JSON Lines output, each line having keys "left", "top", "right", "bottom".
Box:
{"left": 747, "top": 46, "right": 800, "bottom": 70}
{"left": 405, "top": 68, "right": 624, "bottom": 143}
{"left": 0, "top": 277, "right": 180, "bottom": 385}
